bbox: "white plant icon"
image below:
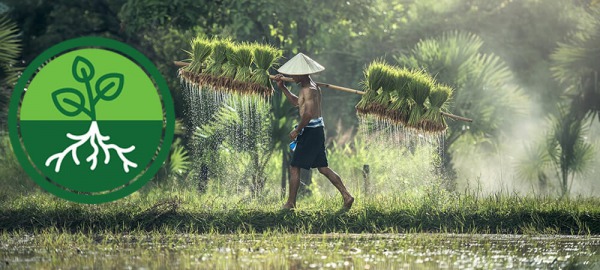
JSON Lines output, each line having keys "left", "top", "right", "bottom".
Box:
{"left": 45, "top": 56, "right": 137, "bottom": 173}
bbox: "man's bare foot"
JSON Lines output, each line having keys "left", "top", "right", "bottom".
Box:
{"left": 343, "top": 196, "right": 354, "bottom": 210}
{"left": 282, "top": 203, "right": 295, "bottom": 210}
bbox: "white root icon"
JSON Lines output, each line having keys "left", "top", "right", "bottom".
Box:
{"left": 45, "top": 56, "right": 137, "bottom": 173}
{"left": 45, "top": 121, "right": 137, "bottom": 173}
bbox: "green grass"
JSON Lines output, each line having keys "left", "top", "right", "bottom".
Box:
{"left": 1, "top": 187, "right": 599, "bottom": 235}
{"left": 2, "top": 134, "right": 599, "bottom": 236}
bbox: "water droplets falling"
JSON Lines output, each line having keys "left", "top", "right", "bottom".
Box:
{"left": 358, "top": 114, "right": 445, "bottom": 149}
{"left": 180, "top": 75, "right": 272, "bottom": 196}
{"left": 354, "top": 113, "right": 447, "bottom": 196}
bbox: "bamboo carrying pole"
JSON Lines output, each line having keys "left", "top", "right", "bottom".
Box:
{"left": 175, "top": 61, "right": 473, "bottom": 122}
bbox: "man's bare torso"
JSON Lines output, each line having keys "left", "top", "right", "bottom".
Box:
{"left": 298, "top": 82, "right": 322, "bottom": 119}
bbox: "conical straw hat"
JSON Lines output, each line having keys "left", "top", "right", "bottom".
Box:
{"left": 277, "top": 53, "right": 325, "bottom": 75}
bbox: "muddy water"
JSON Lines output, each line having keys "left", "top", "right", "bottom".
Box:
{"left": 1, "top": 233, "right": 599, "bottom": 269}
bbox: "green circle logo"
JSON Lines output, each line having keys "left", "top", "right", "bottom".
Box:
{"left": 8, "top": 37, "right": 175, "bottom": 204}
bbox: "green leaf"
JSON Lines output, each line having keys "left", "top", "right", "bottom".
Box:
{"left": 0, "top": 15, "right": 22, "bottom": 86}
{"left": 51, "top": 88, "right": 86, "bottom": 117}
{"left": 72, "top": 56, "right": 95, "bottom": 83}
{"left": 95, "top": 73, "right": 124, "bottom": 101}
{"left": 169, "top": 138, "right": 191, "bottom": 175}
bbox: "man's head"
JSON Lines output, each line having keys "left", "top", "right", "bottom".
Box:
{"left": 277, "top": 53, "right": 325, "bottom": 79}
{"left": 289, "top": 74, "right": 309, "bottom": 83}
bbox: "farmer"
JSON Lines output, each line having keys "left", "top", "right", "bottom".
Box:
{"left": 273, "top": 53, "right": 354, "bottom": 210}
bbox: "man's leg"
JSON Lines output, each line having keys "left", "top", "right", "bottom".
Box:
{"left": 283, "top": 166, "right": 301, "bottom": 209}
{"left": 317, "top": 167, "right": 354, "bottom": 209}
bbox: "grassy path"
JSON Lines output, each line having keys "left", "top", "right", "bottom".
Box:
{"left": 2, "top": 189, "right": 600, "bottom": 234}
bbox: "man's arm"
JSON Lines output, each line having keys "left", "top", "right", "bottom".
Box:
{"left": 273, "top": 74, "right": 299, "bottom": 106}
{"left": 281, "top": 85, "right": 299, "bottom": 107}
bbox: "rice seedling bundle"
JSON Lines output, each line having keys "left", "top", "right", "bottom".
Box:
{"left": 387, "top": 68, "right": 413, "bottom": 124}
{"left": 206, "top": 39, "right": 231, "bottom": 76}
{"left": 221, "top": 43, "right": 238, "bottom": 80}
{"left": 251, "top": 44, "right": 282, "bottom": 96}
{"left": 180, "top": 37, "right": 286, "bottom": 97}
{"left": 231, "top": 44, "right": 254, "bottom": 83}
{"left": 422, "top": 84, "right": 452, "bottom": 132}
{"left": 357, "top": 61, "right": 397, "bottom": 117}
{"left": 371, "top": 65, "right": 397, "bottom": 116}
{"left": 355, "top": 60, "right": 464, "bottom": 132}
{"left": 406, "top": 70, "right": 434, "bottom": 128}
{"left": 207, "top": 40, "right": 237, "bottom": 91}
{"left": 356, "top": 61, "right": 387, "bottom": 113}
{"left": 186, "top": 36, "right": 213, "bottom": 75}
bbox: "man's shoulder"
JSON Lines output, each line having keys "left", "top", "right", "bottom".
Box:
{"left": 300, "top": 85, "right": 319, "bottom": 93}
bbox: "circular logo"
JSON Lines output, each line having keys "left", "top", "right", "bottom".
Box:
{"left": 8, "top": 37, "right": 175, "bottom": 203}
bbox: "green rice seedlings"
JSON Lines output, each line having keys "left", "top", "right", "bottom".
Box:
{"left": 206, "top": 38, "right": 231, "bottom": 76}
{"left": 221, "top": 43, "right": 238, "bottom": 79}
{"left": 370, "top": 63, "right": 397, "bottom": 117}
{"left": 206, "top": 39, "right": 235, "bottom": 91}
{"left": 387, "top": 68, "right": 413, "bottom": 124}
{"left": 423, "top": 84, "right": 452, "bottom": 132}
{"left": 186, "top": 36, "right": 213, "bottom": 74}
{"left": 251, "top": 43, "right": 282, "bottom": 96}
{"left": 231, "top": 43, "right": 254, "bottom": 83}
{"left": 357, "top": 60, "right": 387, "bottom": 113}
{"left": 407, "top": 70, "right": 435, "bottom": 128}
{"left": 365, "top": 60, "right": 387, "bottom": 95}
{"left": 356, "top": 89, "right": 378, "bottom": 115}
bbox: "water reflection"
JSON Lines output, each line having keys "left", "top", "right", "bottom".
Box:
{"left": 2, "top": 233, "right": 599, "bottom": 269}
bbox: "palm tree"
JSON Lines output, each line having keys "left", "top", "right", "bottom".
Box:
{"left": 516, "top": 7, "right": 599, "bottom": 197}
{"left": 551, "top": 6, "right": 600, "bottom": 121}
{"left": 546, "top": 109, "right": 594, "bottom": 197}
{"left": 0, "top": 15, "right": 21, "bottom": 129}
{"left": 394, "top": 31, "right": 529, "bottom": 184}
{"left": 516, "top": 141, "right": 551, "bottom": 194}
{"left": 524, "top": 6, "right": 600, "bottom": 197}
{"left": 516, "top": 108, "right": 594, "bottom": 197}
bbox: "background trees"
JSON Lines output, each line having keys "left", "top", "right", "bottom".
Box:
{"left": 0, "top": 15, "right": 20, "bottom": 129}
{"left": 1, "top": 0, "right": 598, "bottom": 197}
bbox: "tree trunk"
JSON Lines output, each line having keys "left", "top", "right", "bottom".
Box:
{"left": 561, "top": 166, "right": 568, "bottom": 197}
{"left": 537, "top": 172, "right": 548, "bottom": 194}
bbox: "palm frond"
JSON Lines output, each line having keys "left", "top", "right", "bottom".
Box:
{"left": 397, "top": 30, "right": 527, "bottom": 139}
{"left": 516, "top": 142, "right": 550, "bottom": 182}
{"left": 169, "top": 138, "right": 191, "bottom": 175}
{"left": 0, "top": 15, "right": 21, "bottom": 85}
{"left": 551, "top": 8, "right": 600, "bottom": 85}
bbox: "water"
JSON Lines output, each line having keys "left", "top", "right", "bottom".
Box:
{"left": 2, "top": 233, "right": 599, "bottom": 269}
{"left": 358, "top": 114, "right": 445, "bottom": 149}
{"left": 179, "top": 73, "right": 272, "bottom": 194}
{"left": 342, "top": 114, "right": 449, "bottom": 196}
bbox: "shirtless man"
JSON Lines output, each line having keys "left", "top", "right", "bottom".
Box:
{"left": 273, "top": 53, "right": 354, "bottom": 210}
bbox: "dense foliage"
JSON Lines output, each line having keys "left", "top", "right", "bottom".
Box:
{"left": 1, "top": 0, "right": 599, "bottom": 197}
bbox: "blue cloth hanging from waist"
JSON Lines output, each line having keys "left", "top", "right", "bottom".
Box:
{"left": 290, "top": 117, "right": 325, "bottom": 151}
{"left": 305, "top": 117, "right": 325, "bottom": 128}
